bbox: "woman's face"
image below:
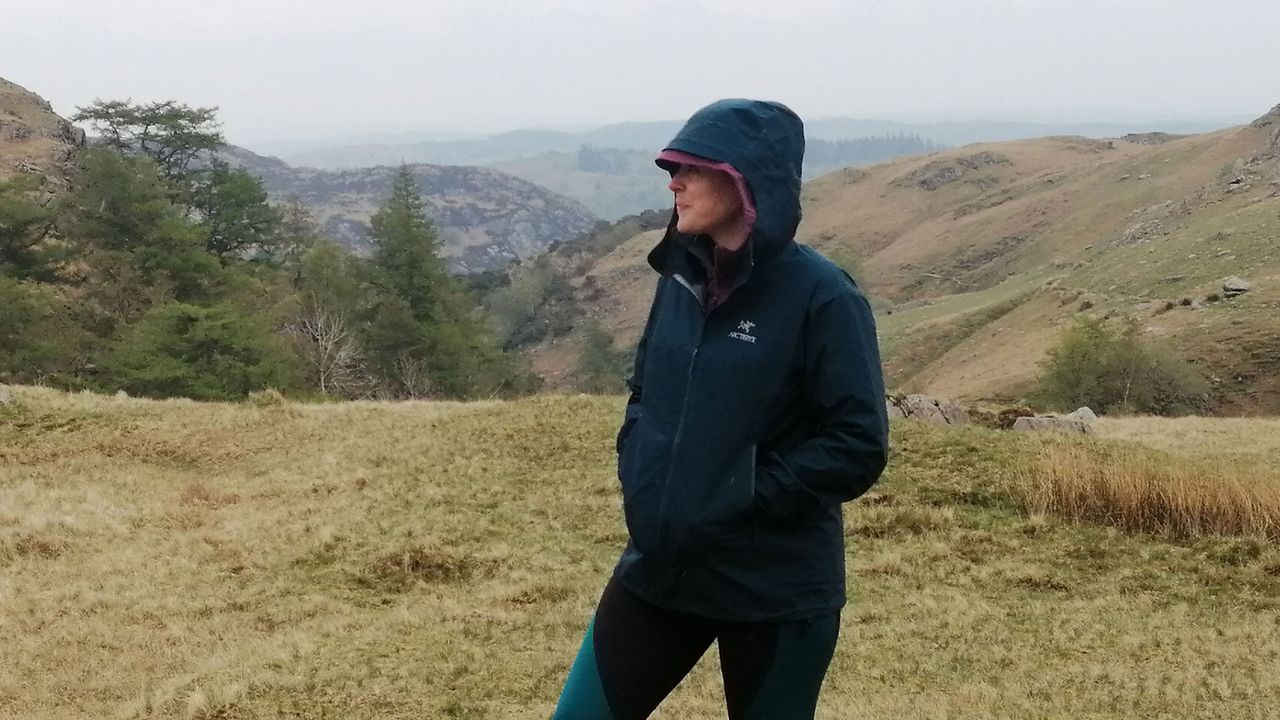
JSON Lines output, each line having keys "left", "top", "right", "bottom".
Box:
{"left": 668, "top": 165, "right": 744, "bottom": 243}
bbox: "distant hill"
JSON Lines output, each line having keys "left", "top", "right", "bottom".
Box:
{"left": 511, "top": 104, "right": 1280, "bottom": 414}
{"left": 488, "top": 148, "right": 671, "bottom": 221}
{"left": 0, "top": 77, "right": 599, "bottom": 275}
{"left": 490, "top": 136, "right": 945, "bottom": 221}
{"left": 277, "top": 123, "right": 682, "bottom": 168}
{"left": 220, "top": 146, "right": 600, "bottom": 273}
{"left": 803, "top": 117, "right": 1242, "bottom": 146}
{"left": 272, "top": 117, "right": 1236, "bottom": 170}
{"left": 269, "top": 116, "right": 1230, "bottom": 222}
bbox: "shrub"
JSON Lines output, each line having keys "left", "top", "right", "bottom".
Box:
{"left": 101, "top": 302, "right": 301, "bottom": 400}
{"left": 1034, "top": 317, "right": 1207, "bottom": 416}
{"left": 574, "top": 319, "right": 626, "bottom": 394}
{"left": 0, "top": 278, "right": 93, "bottom": 387}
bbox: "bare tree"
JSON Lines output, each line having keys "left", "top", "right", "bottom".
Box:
{"left": 391, "top": 352, "right": 433, "bottom": 399}
{"left": 287, "top": 300, "right": 370, "bottom": 398}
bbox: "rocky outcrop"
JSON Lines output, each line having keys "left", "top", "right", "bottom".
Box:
{"left": 1007, "top": 406, "right": 1097, "bottom": 434}
{"left": 1250, "top": 103, "right": 1280, "bottom": 130}
{"left": 1249, "top": 103, "right": 1280, "bottom": 158}
{"left": 1121, "top": 132, "right": 1183, "bottom": 145}
{"left": 220, "top": 145, "right": 599, "bottom": 273}
{"left": 887, "top": 396, "right": 1098, "bottom": 434}
{"left": 893, "top": 151, "right": 1011, "bottom": 191}
{"left": 887, "top": 394, "right": 970, "bottom": 425}
{"left": 0, "top": 76, "right": 85, "bottom": 191}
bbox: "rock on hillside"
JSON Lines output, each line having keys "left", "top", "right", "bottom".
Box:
{"left": 0, "top": 76, "right": 85, "bottom": 191}
{"left": 1249, "top": 103, "right": 1280, "bottom": 157}
{"left": 221, "top": 146, "right": 599, "bottom": 274}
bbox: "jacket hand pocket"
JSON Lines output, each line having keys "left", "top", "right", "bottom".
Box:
{"left": 687, "top": 443, "right": 759, "bottom": 557}
{"left": 616, "top": 403, "right": 642, "bottom": 455}
{"left": 699, "top": 443, "right": 758, "bottom": 527}
{"left": 617, "top": 414, "right": 665, "bottom": 555}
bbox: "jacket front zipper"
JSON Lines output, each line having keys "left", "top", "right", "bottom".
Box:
{"left": 656, "top": 272, "right": 706, "bottom": 593}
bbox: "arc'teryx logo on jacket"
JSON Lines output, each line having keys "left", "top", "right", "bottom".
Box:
{"left": 728, "top": 320, "right": 757, "bottom": 343}
{"left": 613, "top": 99, "right": 890, "bottom": 623}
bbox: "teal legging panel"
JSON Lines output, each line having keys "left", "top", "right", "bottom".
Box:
{"left": 552, "top": 617, "right": 617, "bottom": 720}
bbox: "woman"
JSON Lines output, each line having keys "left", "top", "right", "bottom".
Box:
{"left": 552, "top": 99, "right": 889, "bottom": 720}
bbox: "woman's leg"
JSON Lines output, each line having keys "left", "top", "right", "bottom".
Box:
{"left": 552, "top": 575, "right": 716, "bottom": 720}
{"left": 717, "top": 611, "right": 841, "bottom": 720}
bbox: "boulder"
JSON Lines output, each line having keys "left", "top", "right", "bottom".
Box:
{"left": 936, "top": 398, "right": 971, "bottom": 426}
{"left": 1066, "top": 406, "right": 1098, "bottom": 424}
{"left": 889, "top": 394, "right": 971, "bottom": 426}
{"left": 1012, "top": 416, "right": 1092, "bottom": 434}
{"left": 885, "top": 400, "right": 906, "bottom": 419}
{"left": 899, "top": 394, "right": 947, "bottom": 424}
{"left": 1222, "top": 276, "right": 1252, "bottom": 298}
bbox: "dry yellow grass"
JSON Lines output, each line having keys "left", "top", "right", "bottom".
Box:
{"left": 1096, "top": 415, "right": 1280, "bottom": 465}
{"left": 1017, "top": 442, "right": 1280, "bottom": 541}
{"left": 3, "top": 387, "right": 1280, "bottom": 719}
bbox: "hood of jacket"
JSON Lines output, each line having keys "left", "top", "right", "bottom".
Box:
{"left": 649, "top": 99, "right": 805, "bottom": 276}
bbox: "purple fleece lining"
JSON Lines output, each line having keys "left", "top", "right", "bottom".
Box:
{"left": 656, "top": 149, "right": 758, "bottom": 235}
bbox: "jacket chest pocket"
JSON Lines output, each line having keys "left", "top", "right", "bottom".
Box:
{"left": 690, "top": 338, "right": 790, "bottom": 432}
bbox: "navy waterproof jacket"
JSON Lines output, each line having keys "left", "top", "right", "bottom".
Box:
{"left": 612, "top": 99, "right": 890, "bottom": 623}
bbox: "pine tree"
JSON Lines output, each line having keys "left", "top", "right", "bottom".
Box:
{"left": 72, "top": 99, "right": 224, "bottom": 187}
{"left": 188, "top": 159, "right": 283, "bottom": 260}
{"left": 369, "top": 166, "right": 450, "bottom": 324}
{"left": 364, "top": 165, "right": 533, "bottom": 398}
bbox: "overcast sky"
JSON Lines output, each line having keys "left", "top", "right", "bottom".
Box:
{"left": 4, "top": 0, "right": 1277, "bottom": 146}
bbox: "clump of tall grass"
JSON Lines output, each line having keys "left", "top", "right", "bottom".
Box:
{"left": 1015, "top": 444, "right": 1280, "bottom": 541}
{"left": 362, "top": 542, "right": 483, "bottom": 592}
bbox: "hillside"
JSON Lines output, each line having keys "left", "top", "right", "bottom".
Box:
{"left": 0, "top": 77, "right": 84, "bottom": 191}
{"left": 525, "top": 104, "right": 1280, "bottom": 413}
{"left": 3, "top": 387, "right": 1279, "bottom": 718}
{"left": 220, "top": 146, "right": 599, "bottom": 273}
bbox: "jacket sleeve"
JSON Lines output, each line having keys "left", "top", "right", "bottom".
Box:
{"left": 617, "top": 278, "right": 664, "bottom": 454}
{"left": 753, "top": 279, "right": 889, "bottom": 518}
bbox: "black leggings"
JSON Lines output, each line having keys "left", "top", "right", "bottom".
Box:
{"left": 551, "top": 575, "right": 840, "bottom": 720}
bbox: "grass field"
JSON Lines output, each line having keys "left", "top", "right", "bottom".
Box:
{"left": 3, "top": 387, "right": 1280, "bottom": 719}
